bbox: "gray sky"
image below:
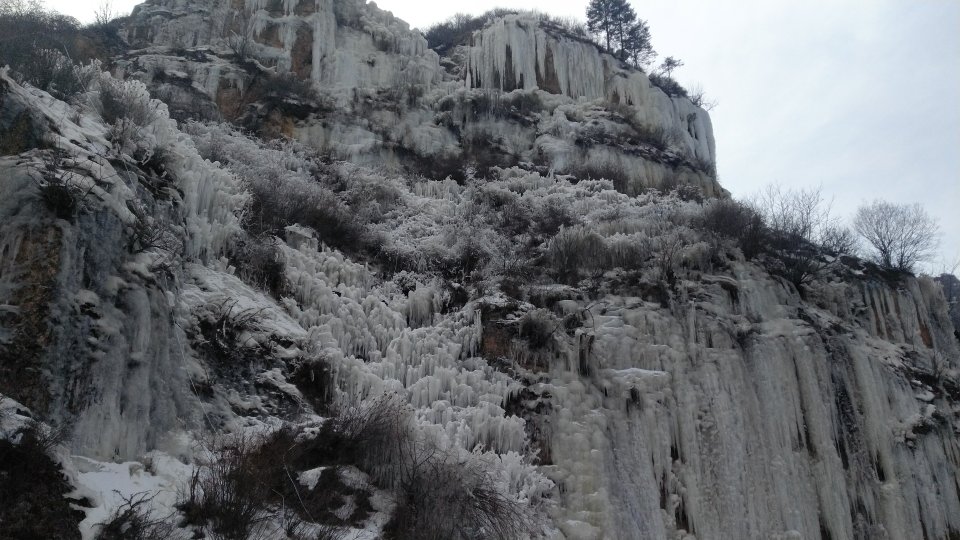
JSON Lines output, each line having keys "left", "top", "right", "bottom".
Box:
{"left": 52, "top": 0, "right": 960, "bottom": 271}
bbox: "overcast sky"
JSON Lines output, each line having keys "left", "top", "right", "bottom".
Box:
{"left": 51, "top": 0, "right": 960, "bottom": 271}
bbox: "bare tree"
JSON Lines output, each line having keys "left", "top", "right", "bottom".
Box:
{"left": 753, "top": 184, "right": 854, "bottom": 289}
{"left": 0, "top": 0, "right": 43, "bottom": 16}
{"left": 688, "top": 83, "right": 718, "bottom": 111}
{"left": 93, "top": 1, "right": 114, "bottom": 26}
{"left": 226, "top": 6, "right": 255, "bottom": 60}
{"left": 853, "top": 200, "right": 940, "bottom": 272}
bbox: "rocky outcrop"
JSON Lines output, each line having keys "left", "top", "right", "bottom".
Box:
{"left": 465, "top": 14, "right": 715, "bottom": 166}
{"left": 117, "top": 3, "right": 724, "bottom": 196}
{"left": 122, "top": 0, "right": 442, "bottom": 92}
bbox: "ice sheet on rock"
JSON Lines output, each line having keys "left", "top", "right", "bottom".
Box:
{"left": 466, "top": 14, "right": 715, "bottom": 163}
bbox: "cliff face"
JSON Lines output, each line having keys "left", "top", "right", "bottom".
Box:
{"left": 123, "top": 0, "right": 442, "bottom": 91}
{"left": 465, "top": 14, "right": 715, "bottom": 166}
{"left": 116, "top": 2, "right": 724, "bottom": 196}
{"left": 1, "top": 4, "right": 959, "bottom": 540}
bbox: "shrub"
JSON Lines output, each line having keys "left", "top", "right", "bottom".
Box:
{"left": 505, "top": 91, "right": 544, "bottom": 116}
{"left": 753, "top": 185, "right": 852, "bottom": 289}
{"left": 633, "top": 122, "right": 673, "bottom": 152}
{"left": 230, "top": 235, "right": 287, "bottom": 297}
{"left": 39, "top": 178, "right": 79, "bottom": 220}
{"left": 129, "top": 207, "right": 182, "bottom": 255}
{"left": 95, "top": 492, "right": 176, "bottom": 540}
{"left": 191, "top": 300, "right": 267, "bottom": 373}
{"left": 687, "top": 83, "right": 718, "bottom": 111}
{"left": 96, "top": 77, "right": 160, "bottom": 126}
{"left": 688, "top": 155, "right": 717, "bottom": 178}
{"left": 568, "top": 162, "right": 632, "bottom": 193}
{"left": 648, "top": 73, "right": 688, "bottom": 98}
{"left": 671, "top": 184, "right": 705, "bottom": 204}
{"left": 325, "top": 395, "right": 411, "bottom": 481}
{"left": 180, "top": 420, "right": 379, "bottom": 537}
{"left": 0, "top": 421, "right": 85, "bottom": 539}
{"left": 426, "top": 10, "right": 590, "bottom": 56}
{"left": 654, "top": 232, "right": 686, "bottom": 288}
{"left": 94, "top": 75, "right": 161, "bottom": 148}
{"left": 1, "top": 2, "right": 124, "bottom": 97}
{"left": 289, "top": 356, "right": 335, "bottom": 413}
{"left": 609, "top": 103, "right": 675, "bottom": 152}
{"left": 534, "top": 12, "right": 589, "bottom": 38}
{"left": 244, "top": 174, "right": 362, "bottom": 252}
{"left": 386, "top": 451, "right": 527, "bottom": 540}
{"left": 178, "top": 435, "right": 275, "bottom": 540}
{"left": 0, "top": 3, "right": 80, "bottom": 95}
{"left": 696, "top": 198, "right": 767, "bottom": 260}
{"left": 531, "top": 198, "right": 580, "bottom": 239}
{"left": 22, "top": 49, "right": 91, "bottom": 100}
{"left": 266, "top": 72, "right": 318, "bottom": 102}
{"left": 519, "top": 308, "right": 558, "bottom": 349}
{"left": 544, "top": 226, "right": 608, "bottom": 283}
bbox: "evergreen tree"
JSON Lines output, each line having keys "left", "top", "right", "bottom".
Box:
{"left": 586, "top": 0, "right": 617, "bottom": 51}
{"left": 623, "top": 19, "right": 655, "bottom": 67}
{"left": 610, "top": 0, "right": 637, "bottom": 61}
{"left": 658, "top": 56, "right": 683, "bottom": 77}
{"left": 587, "top": 0, "right": 656, "bottom": 67}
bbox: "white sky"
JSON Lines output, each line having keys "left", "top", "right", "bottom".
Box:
{"left": 49, "top": 0, "right": 960, "bottom": 270}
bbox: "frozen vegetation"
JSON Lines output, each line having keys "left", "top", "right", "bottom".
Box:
{"left": 0, "top": 1, "right": 958, "bottom": 539}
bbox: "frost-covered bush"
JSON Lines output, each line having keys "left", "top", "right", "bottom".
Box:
{"left": 0, "top": 5, "right": 81, "bottom": 98}
{"left": 184, "top": 122, "right": 368, "bottom": 252}
{"left": 387, "top": 451, "right": 529, "bottom": 540}
{"left": 93, "top": 74, "right": 162, "bottom": 149}
{"left": 95, "top": 74, "right": 160, "bottom": 127}
{"left": 20, "top": 49, "right": 92, "bottom": 100}
{"left": 648, "top": 72, "right": 688, "bottom": 98}
{"left": 608, "top": 103, "right": 677, "bottom": 152}
{"left": 190, "top": 300, "right": 267, "bottom": 371}
{"left": 520, "top": 308, "right": 559, "bottom": 349}
{"left": 230, "top": 235, "right": 287, "bottom": 297}
{"left": 249, "top": 177, "right": 361, "bottom": 249}
{"left": 567, "top": 161, "right": 632, "bottom": 193}
{"left": 545, "top": 226, "right": 608, "bottom": 283}
{"left": 263, "top": 71, "right": 319, "bottom": 103}
{"left": 696, "top": 198, "right": 768, "bottom": 259}
{"left": 290, "top": 356, "right": 335, "bottom": 412}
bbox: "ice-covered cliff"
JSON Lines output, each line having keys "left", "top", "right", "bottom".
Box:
{"left": 2, "top": 68, "right": 959, "bottom": 538}
{"left": 116, "top": 3, "right": 723, "bottom": 196}
{"left": 464, "top": 14, "right": 715, "bottom": 166}
{"left": 1, "top": 3, "right": 959, "bottom": 540}
{"left": 123, "top": 0, "right": 442, "bottom": 91}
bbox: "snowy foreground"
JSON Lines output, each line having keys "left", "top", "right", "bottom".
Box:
{"left": 1, "top": 59, "right": 959, "bottom": 540}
